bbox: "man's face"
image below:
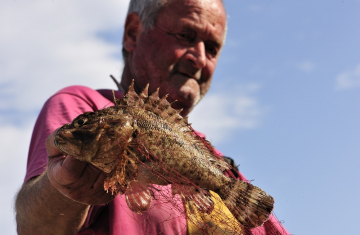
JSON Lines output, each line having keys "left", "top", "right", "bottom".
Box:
{"left": 127, "top": 0, "right": 226, "bottom": 116}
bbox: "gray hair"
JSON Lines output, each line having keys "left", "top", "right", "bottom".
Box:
{"left": 122, "top": 0, "right": 226, "bottom": 58}
{"left": 122, "top": 0, "right": 169, "bottom": 58}
{"left": 127, "top": 0, "right": 169, "bottom": 31}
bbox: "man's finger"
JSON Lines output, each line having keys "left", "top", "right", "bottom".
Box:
{"left": 92, "top": 171, "right": 107, "bottom": 190}
{"left": 61, "top": 155, "right": 88, "bottom": 179}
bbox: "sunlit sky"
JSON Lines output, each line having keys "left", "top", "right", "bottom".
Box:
{"left": 1, "top": 1, "right": 360, "bottom": 234}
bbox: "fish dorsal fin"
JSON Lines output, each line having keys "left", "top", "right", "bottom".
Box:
{"left": 117, "top": 80, "right": 140, "bottom": 107}
{"left": 110, "top": 75, "right": 125, "bottom": 107}
{"left": 144, "top": 87, "right": 160, "bottom": 111}
{"left": 139, "top": 84, "right": 149, "bottom": 107}
{"left": 122, "top": 80, "right": 141, "bottom": 106}
{"left": 117, "top": 81, "right": 190, "bottom": 128}
{"left": 141, "top": 87, "right": 190, "bottom": 128}
{"left": 112, "top": 90, "right": 120, "bottom": 106}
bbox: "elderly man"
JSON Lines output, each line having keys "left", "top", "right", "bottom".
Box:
{"left": 15, "top": 0, "right": 289, "bottom": 234}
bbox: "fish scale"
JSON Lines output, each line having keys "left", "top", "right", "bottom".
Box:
{"left": 54, "top": 80, "right": 274, "bottom": 230}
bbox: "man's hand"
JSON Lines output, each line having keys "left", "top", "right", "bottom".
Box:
{"left": 15, "top": 129, "right": 115, "bottom": 235}
{"left": 46, "top": 129, "right": 114, "bottom": 205}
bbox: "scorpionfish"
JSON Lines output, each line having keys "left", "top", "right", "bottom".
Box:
{"left": 54, "top": 81, "right": 274, "bottom": 229}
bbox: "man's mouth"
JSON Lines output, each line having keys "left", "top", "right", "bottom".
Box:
{"left": 179, "top": 72, "right": 192, "bottom": 78}
{"left": 179, "top": 72, "right": 203, "bottom": 82}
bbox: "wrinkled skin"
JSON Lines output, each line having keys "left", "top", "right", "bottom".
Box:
{"left": 121, "top": 0, "right": 227, "bottom": 116}
{"left": 46, "top": 129, "right": 115, "bottom": 205}
{"left": 48, "top": 0, "right": 227, "bottom": 210}
{"left": 15, "top": 1, "right": 228, "bottom": 235}
{"left": 54, "top": 82, "right": 274, "bottom": 228}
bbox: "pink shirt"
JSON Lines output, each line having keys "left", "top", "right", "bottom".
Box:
{"left": 25, "top": 85, "right": 289, "bottom": 235}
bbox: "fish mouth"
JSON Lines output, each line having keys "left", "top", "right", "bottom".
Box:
{"left": 54, "top": 128, "right": 81, "bottom": 157}
{"left": 54, "top": 127, "right": 73, "bottom": 146}
{"left": 54, "top": 131, "right": 66, "bottom": 147}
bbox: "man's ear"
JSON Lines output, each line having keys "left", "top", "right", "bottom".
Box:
{"left": 123, "top": 13, "right": 142, "bottom": 53}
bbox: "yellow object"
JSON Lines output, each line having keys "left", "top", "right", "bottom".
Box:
{"left": 185, "top": 191, "right": 243, "bottom": 235}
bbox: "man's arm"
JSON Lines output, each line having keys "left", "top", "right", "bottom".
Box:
{"left": 15, "top": 130, "right": 114, "bottom": 235}
{"left": 15, "top": 172, "right": 90, "bottom": 235}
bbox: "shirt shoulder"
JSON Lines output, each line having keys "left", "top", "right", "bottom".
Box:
{"left": 24, "top": 86, "right": 122, "bottom": 182}
{"left": 51, "top": 85, "right": 115, "bottom": 110}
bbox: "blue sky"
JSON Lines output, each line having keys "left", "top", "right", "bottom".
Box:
{"left": 1, "top": 0, "right": 360, "bottom": 234}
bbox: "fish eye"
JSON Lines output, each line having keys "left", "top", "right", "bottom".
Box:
{"left": 74, "top": 117, "right": 88, "bottom": 128}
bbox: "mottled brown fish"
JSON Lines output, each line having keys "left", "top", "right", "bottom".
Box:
{"left": 54, "top": 81, "right": 274, "bottom": 229}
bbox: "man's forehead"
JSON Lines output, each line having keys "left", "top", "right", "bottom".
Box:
{"left": 171, "top": 0, "right": 224, "bottom": 8}
{"left": 169, "top": 0, "right": 225, "bottom": 21}
{"left": 160, "top": 0, "right": 226, "bottom": 41}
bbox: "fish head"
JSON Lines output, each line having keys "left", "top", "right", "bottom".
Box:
{"left": 54, "top": 109, "right": 134, "bottom": 164}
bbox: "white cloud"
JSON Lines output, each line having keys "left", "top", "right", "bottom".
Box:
{"left": 335, "top": 64, "right": 360, "bottom": 90}
{"left": 0, "top": 1, "right": 130, "bottom": 234}
{"left": 0, "top": 122, "right": 34, "bottom": 235}
{"left": 297, "top": 61, "right": 316, "bottom": 73}
{"left": 0, "top": 0, "right": 129, "bottom": 111}
{"left": 0, "top": 2, "right": 265, "bottom": 233}
{"left": 189, "top": 83, "right": 267, "bottom": 144}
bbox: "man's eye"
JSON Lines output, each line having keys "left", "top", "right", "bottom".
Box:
{"left": 175, "top": 32, "right": 195, "bottom": 42}
{"left": 205, "top": 44, "right": 218, "bottom": 58}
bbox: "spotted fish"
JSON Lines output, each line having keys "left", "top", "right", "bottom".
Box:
{"left": 54, "top": 80, "right": 274, "bottom": 229}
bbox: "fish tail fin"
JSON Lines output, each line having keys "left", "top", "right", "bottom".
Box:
{"left": 222, "top": 179, "right": 274, "bottom": 228}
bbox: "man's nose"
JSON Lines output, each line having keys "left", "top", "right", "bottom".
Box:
{"left": 187, "top": 41, "right": 206, "bottom": 69}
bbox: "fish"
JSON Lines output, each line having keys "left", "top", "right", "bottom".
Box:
{"left": 54, "top": 80, "right": 274, "bottom": 229}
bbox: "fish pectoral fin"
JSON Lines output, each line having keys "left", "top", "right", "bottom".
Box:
{"left": 125, "top": 180, "right": 153, "bottom": 214}
{"left": 173, "top": 184, "right": 214, "bottom": 214}
{"left": 104, "top": 157, "right": 127, "bottom": 195}
{"left": 171, "top": 184, "right": 182, "bottom": 197}
{"left": 189, "top": 189, "right": 214, "bottom": 214}
{"left": 103, "top": 150, "right": 138, "bottom": 195}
